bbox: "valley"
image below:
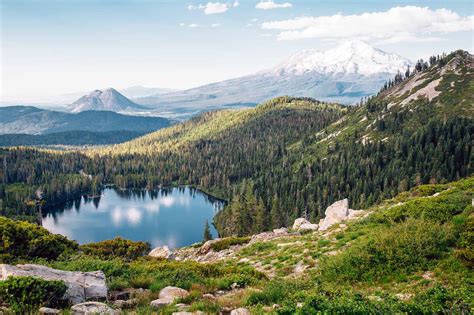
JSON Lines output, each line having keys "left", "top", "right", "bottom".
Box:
{"left": 0, "top": 48, "right": 472, "bottom": 314}
{"left": 2, "top": 0, "right": 473, "bottom": 313}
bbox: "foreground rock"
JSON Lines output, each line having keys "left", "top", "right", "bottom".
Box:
{"left": 0, "top": 264, "right": 107, "bottom": 304}
{"left": 318, "top": 199, "right": 366, "bottom": 231}
{"left": 149, "top": 245, "right": 175, "bottom": 260}
{"left": 150, "top": 286, "right": 189, "bottom": 308}
{"left": 159, "top": 286, "right": 189, "bottom": 300}
{"left": 71, "top": 302, "right": 117, "bottom": 314}
{"left": 230, "top": 308, "right": 251, "bottom": 315}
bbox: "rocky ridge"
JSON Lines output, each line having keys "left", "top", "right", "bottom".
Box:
{"left": 149, "top": 199, "right": 367, "bottom": 277}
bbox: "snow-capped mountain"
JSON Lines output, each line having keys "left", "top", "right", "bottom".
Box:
{"left": 137, "top": 40, "right": 413, "bottom": 119}
{"left": 68, "top": 88, "right": 149, "bottom": 113}
{"left": 271, "top": 40, "right": 412, "bottom": 76}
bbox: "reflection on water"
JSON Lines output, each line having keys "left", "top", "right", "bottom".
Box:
{"left": 42, "top": 187, "right": 224, "bottom": 249}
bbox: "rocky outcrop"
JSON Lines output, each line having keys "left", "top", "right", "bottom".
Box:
{"left": 0, "top": 264, "right": 107, "bottom": 304}
{"left": 149, "top": 245, "right": 175, "bottom": 260}
{"left": 251, "top": 228, "right": 289, "bottom": 242}
{"left": 318, "top": 199, "right": 366, "bottom": 231}
{"left": 71, "top": 302, "right": 118, "bottom": 314}
{"left": 150, "top": 286, "right": 189, "bottom": 308}
{"left": 292, "top": 218, "right": 318, "bottom": 231}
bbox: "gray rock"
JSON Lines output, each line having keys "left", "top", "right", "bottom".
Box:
{"left": 71, "top": 302, "right": 117, "bottom": 314}
{"left": 202, "top": 293, "right": 216, "bottom": 301}
{"left": 151, "top": 286, "right": 190, "bottom": 308}
{"left": 298, "top": 222, "right": 319, "bottom": 231}
{"left": 293, "top": 218, "right": 318, "bottom": 231}
{"left": 293, "top": 218, "right": 311, "bottom": 230}
{"left": 319, "top": 199, "right": 366, "bottom": 231}
{"left": 159, "top": 286, "right": 190, "bottom": 301}
{"left": 39, "top": 307, "right": 61, "bottom": 314}
{"left": 150, "top": 298, "right": 173, "bottom": 308}
{"left": 149, "top": 245, "right": 175, "bottom": 260}
{"left": 0, "top": 264, "right": 107, "bottom": 304}
{"left": 230, "top": 308, "right": 251, "bottom": 315}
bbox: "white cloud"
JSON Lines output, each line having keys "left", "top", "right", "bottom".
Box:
{"left": 188, "top": 2, "right": 239, "bottom": 14}
{"left": 256, "top": 1, "right": 292, "bottom": 10}
{"left": 261, "top": 6, "right": 474, "bottom": 42}
{"left": 179, "top": 22, "right": 186, "bottom": 27}
{"left": 188, "top": 23, "right": 200, "bottom": 28}
{"left": 211, "top": 23, "right": 221, "bottom": 27}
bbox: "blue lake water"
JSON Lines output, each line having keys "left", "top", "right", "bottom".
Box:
{"left": 42, "top": 187, "right": 223, "bottom": 249}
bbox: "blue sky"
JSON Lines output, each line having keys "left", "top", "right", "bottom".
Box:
{"left": 1, "top": 0, "right": 473, "bottom": 101}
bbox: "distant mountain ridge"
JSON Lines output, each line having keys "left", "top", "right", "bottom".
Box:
{"left": 136, "top": 40, "right": 413, "bottom": 118}
{"left": 0, "top": 130, "right": 146, "bottom": 146}
{"left": 0, "top": 106, "right": 171, "bottom": 135}
{"left": 68, "top": 88, "right": 149, "bottom": 113}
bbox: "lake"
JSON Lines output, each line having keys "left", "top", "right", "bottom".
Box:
{"left": 42, "top": 187, "right": 223, "bottom": 249}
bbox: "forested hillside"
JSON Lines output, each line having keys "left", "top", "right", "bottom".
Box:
{"left": 0, "top": 50, "right": 472, "bottom": 236}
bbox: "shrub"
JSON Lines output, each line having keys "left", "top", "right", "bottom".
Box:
{"left": 246, "top": 279, "right": 310, "bottom": 306}
{"left": 80, "top": 237, "right": 151, "bottom": 261}
{"left": 51, "top": 255, "right": 130, "bottom": 279}
{"left": 210, "top": 237, "right": 250, "bottom": 252}
{"left": 0, "top": 217, "right": 78, "bottom": 262}
{"left": 319, "top": 219, "right": 451, "bottom": 282}
{"left": 0, "top": 276, "right": 67, "bottom": 313}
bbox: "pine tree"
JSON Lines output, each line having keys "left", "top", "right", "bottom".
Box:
{"left": 203, "top": 220, "right": 213, "bottom": 241}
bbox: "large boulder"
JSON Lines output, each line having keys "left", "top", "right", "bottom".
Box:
{"left": 150, "top": 286, "right": 189, "bottom": 309}
{"left": 292, "top": 218, "right": 310, "bottom": 230}
{"left": 71, "top": 302, "right": 118, "bottom": 314}
{"left": 149, "top": 245, "right": 175, "bottom": 260}
{"left": 319, "top": 199, "right": 366, "bottom": 231}
{"left": 292, "top": 218, "right": 318, "bottom": 231}
{"left": 0, "top": 264, "right": 107, "bottom": 304}
{"left": 159, "top": 286, "right": 189, "bottom": 300}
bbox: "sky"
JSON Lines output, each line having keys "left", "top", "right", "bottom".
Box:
{"left": 1, "top": 0, "right": 473, "bottom": 102}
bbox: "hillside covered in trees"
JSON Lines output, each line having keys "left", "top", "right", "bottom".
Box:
{"left": 0, "top": 50, "right": 472, "bottom": 236}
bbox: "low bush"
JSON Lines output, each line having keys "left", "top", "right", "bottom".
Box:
{"left": 0, "top": 217, "right": 78, "bottom": 262}
{"left": 210, "top": 236, "right": 250, "bottom": 252}
{"left": 319, "top": 219, "right": 451, "bottom": 282}
{"left": 0, "top": 276, "right": 67, "bottom": 313}
{"left": 80, "top": 237, "right": 151, "bottom": 261}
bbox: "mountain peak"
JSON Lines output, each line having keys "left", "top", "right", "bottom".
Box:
{"left": 68, "top": 88, "right": 147, "bottom": 113}
{"left": 272, "top": 40, "right": 412, "bottom": 76}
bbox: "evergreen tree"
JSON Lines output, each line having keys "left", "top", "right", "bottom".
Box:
{"left": 203, "top": 220, "right": 213, "bottom": 241}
